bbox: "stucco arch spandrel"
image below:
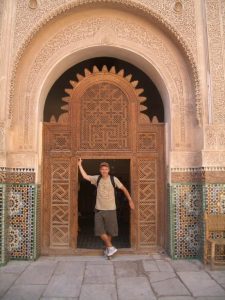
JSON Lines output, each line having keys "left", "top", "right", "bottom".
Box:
{"left": 11, "top": 9, "right": 202, "bottom": 161}
{"left": 9, "top": 0, "right": 201, "bottom": 124}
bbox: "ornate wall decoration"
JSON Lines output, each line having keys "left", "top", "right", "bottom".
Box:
{"left": 28, "top": 0, "right": 38, "bottom": 9}
{"left": 171, "top": 167, "right": 225, "bottom": 184}
{"left": 45, "top": 131, "right": 71, "bottom": 152}
{"left": 138, "top": 159, "right": 157, "bottom": 246}
{"left": 170, "top": 152, "right": 202, "bottom": 168}
{"left": 206, "top": 0, "right": 225, "bottom": 124}
{"left": 138, "top": 133, "right": 157, "bottom": 152}
{"left": 42, "top": 65, "right": 165, "bottom": 253}
{"left": 50, "top": 160, "right": 70, "bottom": 247}
{"left": 204, "top": 184, "right": 225, "bottom": 214}
{"left": 13, "top": 0, "right": 198, "bottom": 59}
{"left": 0, "top": 123, "right": 5, "bottom": 153}
{"left": 174, "top": 1, "right": 183, "bottom": 13}
{"left": 168, "top": 166, "right": 225, "bottom": 259}
{"left": 51, "top": 133, "right": 71, "bottom": 152}
{"left": 203, "top": 151, "right": 225, "bottom": 167}
{"left": 0, "top": 1, "right": 4, "bottom": 44}
{"left": 61, "top": 65, "right": 150, "bottom": 151}
{"left": 205, "top": 125, "right": 225, "bottom": 150}
{"left": 169, "top": 184, "right": 203, "bottom": 259}
{"left": 171, "top": 167, "right": 204, "bottom": 183}
{"left": 8, "top": 0, "right": 201, "bottom": 127}
{"left": 0, "top": 168, "right": 37, "bottom": 263}
{"left": 43, "top": 127, "right": 72, "bottom": 152}
{"left": 0, "top": 169, "right": 6, "bottom": 183}
{"left": 80, "top": 82, "right": 129, "bottom": 150}
{"left": 7, "top": 184, "right": 38, "bottom": 259}
{"left": 61, "top": 64, "right": 153, "bottom": 146}
{"left": 204, "top": 168, "right": 225, "bottom": 184}
{"left": 34, "top": 184, "right": 41, "bottom": 259}
{"left": 14, "top": 13, "right": 197, "bottom": 155}
{"left": 0, "top": 167, "right": 35, "bottom": 184}
{"left": 203, "top": 183, "right": 225, "bottom": 261}
{"left": 0, "top": 184, "right": 7, "bottom": 265}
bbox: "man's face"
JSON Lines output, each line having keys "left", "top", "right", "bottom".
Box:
{"left": 100, "top": 166, "right": 110, "bottom": 176}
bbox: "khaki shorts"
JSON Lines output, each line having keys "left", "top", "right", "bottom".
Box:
{"left": 94, "top": 209, "right": 118, "bottom": 237}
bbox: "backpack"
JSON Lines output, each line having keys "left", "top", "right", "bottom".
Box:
{"left": 96, "top": 174, "right": 118, "bottom": 201}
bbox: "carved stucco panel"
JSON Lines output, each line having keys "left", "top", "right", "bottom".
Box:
{"left": 205, "top": 125, "right": 225, "bottom": 150}
{"left": 202, "top": 151, "right": 225, "bottom": 167}
{"left": 0, "top": 122, "right": 5, "bottom": 153}
{"left": 206, "top": 0, "right": 225, "bottom": 124}
{"left": 140, "top": 0, "right": 198, "bottom": 56}
{"left": 8, "top": 0, "right": 201, "bottom": 126}
{"left": 15, "top": 16, "right": 194, "bottom": 153}
{"left": 0, "top": 0, "right": 4, "bottom": 46}
{"left": 170, "top": 151, "right": 202, "bottom": 168}
{"left": 0, "top": 122, "right": 6, "bottom": 167}
{"left": 6, "top": 153, "right": 37, "bottom": 168}
{"left": 13, "top": 0, "right": 198, "bottom": 58}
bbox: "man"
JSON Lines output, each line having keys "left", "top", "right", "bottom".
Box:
{"left": 78, "top": 158, "right": 135, "bottom": 257}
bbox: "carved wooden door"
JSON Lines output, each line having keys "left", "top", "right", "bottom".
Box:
{"left": 42, "top": 66, "right": 165, "bottom": 254}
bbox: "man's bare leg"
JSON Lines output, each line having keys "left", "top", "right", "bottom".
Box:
{"left": 100, "top": 233, "right": 112, "bottom": 247}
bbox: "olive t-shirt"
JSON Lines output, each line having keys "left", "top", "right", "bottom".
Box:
{"left": 89, "top": 175, "right": 123, "bottom": 210}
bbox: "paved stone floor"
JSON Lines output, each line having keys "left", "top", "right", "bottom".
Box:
{"left": 0, "top": 253, "right": 225, "bottom": 300}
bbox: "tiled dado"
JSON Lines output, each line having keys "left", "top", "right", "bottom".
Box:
{"left": 171, "top": 167, "right": 225, "bottom": 184}
{"left": 169, "top": 167, "right": 225, "bottom": 260}
{"left": 0, "top": 184, "right": 7, "bottom": 266}
{"left": 1, "top": 167, "right": 225, "bottom": 264}
{"left": 0, "top": 167, "right": 35, "bottom": 184}
{"left": 168, "top": 183, "right": 203, "bottom": 259}
{"left": 0, "top": 168, "right": 39, "bottom": 266}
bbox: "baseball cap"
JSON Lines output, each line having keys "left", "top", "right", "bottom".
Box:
{"left": 99, "top": 162, "right": 110, "bottom": 168}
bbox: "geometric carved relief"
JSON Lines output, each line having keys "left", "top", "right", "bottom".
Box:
{"left": 0, "top": 184, "right": 7, "bottom": 265}
{"left": 204, "top": 184, "right": 225, "bottom": 214}
{"left": 51, "top": 132, "right": 71, "bottom": 151}
{"left": 44, "top": 129, "right": 71, "bottom": 152}
{"left": 138, "top": 159, "right": 157, "bottom": 246}
{"left": 7, "top": 184, "right": 37, "bottom": 259}
{"left": 80, "top": 82, "right": 130, "bottom": 151}
{"left": 50, "top": 161, "right": 70, "bottom": 247}
{"left": 0, "top": 167, "right": 35, "bottom": 184}
{"left": 62, "top": 66, "right": 150, "bottom": 151}
{"left": 205, "top": 126, "right": 225, "bottom": 150}
{"left": 206, "top": 0, "right": 225, "bottom": 124}
{"left": 138, "top": 161, "right": 156, "bottom": 181}
{"left": 138, "top": 133, "right": 156, "bottom": 152}
{"left": 42, "top": 66, "right": 164, "bottom": 252}
{"left": 204, "top": 184, "right": 225, "bottom": 256}
{"left": 139, "top": 183, "right": 156, "bottom": 201}
{"left": 11, "top": 1, "right": 200, "bottom": 129}
{"left": 170, "top": 184, "right": 203, "bottom": 258}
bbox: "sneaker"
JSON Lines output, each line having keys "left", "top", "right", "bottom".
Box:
{"left": 107, "top": 246, "right": 118, "bottom": 257}
{"left": 103, "top": 248, "right": 108, "bottom": 256}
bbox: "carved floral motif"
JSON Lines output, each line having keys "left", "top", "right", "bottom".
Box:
{"left": 9, "top": 0, "right": 201, "bottom": 125}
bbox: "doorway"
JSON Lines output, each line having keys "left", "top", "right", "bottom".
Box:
{"left": 41, "top": 57, "right": 166, "bottom": 255}
{"left": 77, "top": 159, "right": 131, "bottom": 249}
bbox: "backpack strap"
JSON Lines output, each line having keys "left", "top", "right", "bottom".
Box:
{"left": 110, "top": 175, "right": 116, "bottom": 189}
{"left": 97, "top": 175, "right": 102, "bottom": 187}
{"left": 110, "top": 175, "right": 117, "bottom": 200}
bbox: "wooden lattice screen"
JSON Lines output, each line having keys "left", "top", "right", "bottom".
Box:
{"left": 42, "top": 66, "right": 165, "bottom": 254}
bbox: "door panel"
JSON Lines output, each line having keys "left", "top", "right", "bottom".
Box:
{"left": 42, "top": 66, "right": 165, "bottom": 254}
{"left": 137, "top": 158, "right": 157, "bottom": 247}
{"left": 50, "top": 159, "right": 71, "bottom": 247}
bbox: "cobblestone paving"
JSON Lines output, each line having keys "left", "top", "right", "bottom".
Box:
{"left": 0, "top": 253, "right": 225, "bottom": 300}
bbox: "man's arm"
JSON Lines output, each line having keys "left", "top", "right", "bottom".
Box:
{"left": 120, "top": 185, "right": 135, "bottom": 210}
{"left": 78, "top": 158, "right": 91, "bottom": 182}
